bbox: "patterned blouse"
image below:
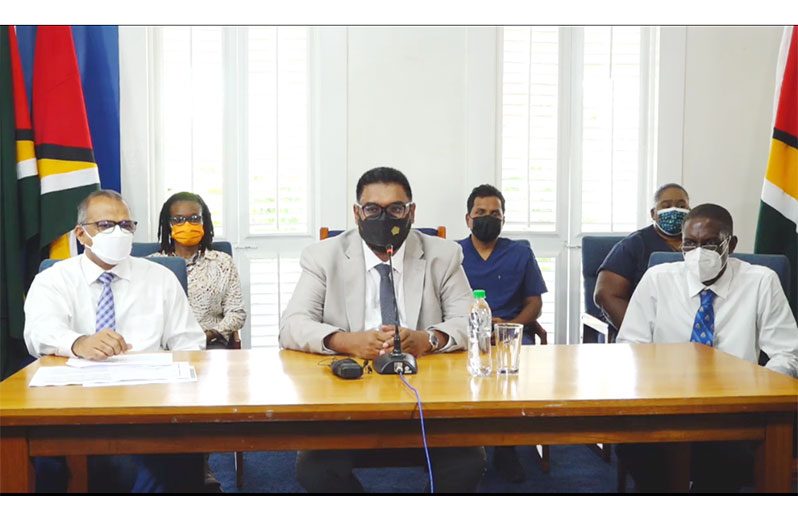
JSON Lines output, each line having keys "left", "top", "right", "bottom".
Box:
{"left": 152, "top": 249, "right": 246, "bottom": 341}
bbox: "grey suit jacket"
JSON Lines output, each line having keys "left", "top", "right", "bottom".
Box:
{"left": 279, "top": 229, "right": 472, "bottom": 354}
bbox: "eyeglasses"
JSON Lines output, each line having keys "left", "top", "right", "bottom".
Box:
{"left": 81, "top": 220, "right": 138, "bottom": 233}
{"left": 169, "top": 214, "right": 203, "bottom": 226}
{"left": 356, "top": 202, "right": 413, "bottom": 220}
{"left": 682, "top": 237, "right": 728, "bottom": 253}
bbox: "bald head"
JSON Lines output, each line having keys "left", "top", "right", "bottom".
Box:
{"left": 684, "top": 203, "right": 733, "bottom": 237}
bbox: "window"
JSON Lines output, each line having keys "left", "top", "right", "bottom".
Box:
{"left": 501, "top": 26, "right": 654, "bottom": 234}
{"left": 499, "top": 26, "right": 658, "bottom": 342}
{"left": 501, "top": 27, "right": 559, "bottom": 232}
{"left": 248, "top": 255, "right": 302, "bottom": 350}
{"left": 151, "top": 26, "right": 312, "bottom": 351}
{"left": 158, "top": 27, "right": 225, "bottom": 234}
{"left": 153, "top": 26, "right": 310, "bottom": 237}
{"left": 536, "top": 256, "right": 557, "bottom": 337}
{"left": 247, "top": 27, "right": 310, "bottom": 235}
{"left": 580, "top": 27, "right": 645, "bottom": 232}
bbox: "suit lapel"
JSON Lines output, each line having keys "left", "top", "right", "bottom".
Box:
{"left": 343, "top": 232, "right": 366, "bottom": 332}
{"left": 403, "top": 232, "right": 425, "bottom": 330}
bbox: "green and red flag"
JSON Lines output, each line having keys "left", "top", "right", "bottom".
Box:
{"left": 755, "top": 25, "right": 798, "bottom": 316}
{"left": 9, "top": 26, "right": 41, "bottom": 284}
{"left": 33, "top": 25, "right": 99, "bottom": 259}
{"left": 1, "top": 26, "right": 30, "bottom": 378}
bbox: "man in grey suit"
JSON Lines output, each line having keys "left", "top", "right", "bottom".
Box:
{"left": 280, "top": 167, "right": 486, "bottom": 493}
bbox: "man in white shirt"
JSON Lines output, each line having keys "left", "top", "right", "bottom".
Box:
{"left": 617, "top": 203, "right": 798, "bottom": 492}
{"left": 280, "top": 167, "right": 486, "bottom": 493}
{"left": 25, "top": 189, "right": 206, "bottom": 493}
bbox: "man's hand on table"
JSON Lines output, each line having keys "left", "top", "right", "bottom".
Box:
{"left": 326, "top": 329, "right": 395, "bottom": 360}
{"left": 71, "top": 329, "right": 131, "bottom": 360}
{"left": 378, "top": 326, "right": 435, "bottom": 359}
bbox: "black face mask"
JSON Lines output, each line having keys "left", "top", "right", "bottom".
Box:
{"left": 471, "top": 216, "right": 502, "bottom": 243}
{"left": 357, "top": 215, "right": 412, "bottom": 254}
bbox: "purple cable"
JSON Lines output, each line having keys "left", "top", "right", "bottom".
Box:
{"left": 399, "top": 372, "right": 434, "bottom": 494}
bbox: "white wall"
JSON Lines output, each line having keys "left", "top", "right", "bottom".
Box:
{"left": 121, "top": 26, "right": 784, "bottom": 246}
{"left": 342, "top": 26, "right": 783, "bottom": 249}
{"left": 681, "top": 26, "right": 782, "bottom": 251}
{"left": 346, "top": 27, "right": 475, "bottom": 239}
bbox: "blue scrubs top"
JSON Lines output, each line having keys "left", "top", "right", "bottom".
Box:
{"left": 457, "top": 237, "right": 548, "bottom": 321}
{"left": 597, "top": 224, "right": 677, "bottom": 290}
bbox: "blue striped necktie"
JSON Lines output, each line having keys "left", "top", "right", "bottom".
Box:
{"left": 95, "top": 272, "right": 116, "bottom": 332}
{"left": 690, "top": 289, "right": 716, "bottom": 347}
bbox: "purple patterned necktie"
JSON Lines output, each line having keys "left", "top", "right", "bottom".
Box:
{"left": 95, "top": 272, "right": 116, "bottom": 332}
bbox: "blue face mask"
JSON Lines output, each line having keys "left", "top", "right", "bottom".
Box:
{"left": 655, "top": 207, "right": 689, "bottom": 236}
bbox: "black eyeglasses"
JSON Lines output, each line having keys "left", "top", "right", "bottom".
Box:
{"left": 682, "top": 237, "right": 728, "bottom": 253}
{"left": 81, "top": 220, "right": 138, "bottom": 233}
{"left": 169, "top": 214, "right": 203, "bottom": 225}
{"left": 356, "top": 202, "right": 413, "bottom": 220}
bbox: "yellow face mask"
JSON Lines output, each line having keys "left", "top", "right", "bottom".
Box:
{"left": 171, "top": 223, "right": 205, "bottom": 246}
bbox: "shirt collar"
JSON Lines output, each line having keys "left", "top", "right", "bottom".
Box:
{"left": 80, "top": 253, "right": 132, "bottom": 284}
{"left": 685, "top": 257, "right": 735, "bottom": 299}
{"left": 362, "top": 239, "right": 405, "bottom": 275}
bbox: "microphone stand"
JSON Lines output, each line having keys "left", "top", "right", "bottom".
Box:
{"left": 373, "top": 245, "right": 418, "bottom": 375}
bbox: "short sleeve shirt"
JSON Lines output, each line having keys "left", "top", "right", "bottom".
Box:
{"left": 457, "top": 237, "right": 548, "bottom": 320}
{"left": 597, "top": 224, "right": 676, "bottom": 290}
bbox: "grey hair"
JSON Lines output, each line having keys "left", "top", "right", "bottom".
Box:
{"left": 76, "top": 189, "right": 128, "bottom": 224}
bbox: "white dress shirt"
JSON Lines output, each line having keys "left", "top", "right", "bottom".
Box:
{"left": 363, "top": 240, "right": 407, "bottom": 330}
{"left": 24, "top": 254, "right": 206, "bottom": 358}
{"left": 618, "top": 257, "right": 798, "bottom": 377}
{"left": 361, "top": 240, "right": 454, "bottom": 351}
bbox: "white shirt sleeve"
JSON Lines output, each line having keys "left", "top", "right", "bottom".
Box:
{"left": 23, "top": 270, "right": 85, "bottom": 358}
{"left": 160, "top": 271, "right": 207, "bottom": 351}
{"left": 617, "top": 270, "right": 657, "bottom": 344}
{"left": 756, "top": 271, "right": 798, "bottom": 378}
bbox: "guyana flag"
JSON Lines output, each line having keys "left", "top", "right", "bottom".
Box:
{"left": 9, "top": 26, "right": 40, "bottom": 286}
{"left": 33, "top": 26, "right": 99, "bottom": 259}
{"left": 1, "top": 26, "right": 32, "bottom": 378}
{"left": 755, "top": 26, "right": 798, "bottom": 317}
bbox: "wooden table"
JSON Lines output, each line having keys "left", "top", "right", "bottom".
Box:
{"left": 1, "top": 343, "right": 796, "bottom": 493}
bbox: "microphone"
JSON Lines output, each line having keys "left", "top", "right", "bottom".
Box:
{"left": 373, "top": 244, "right": 418, "bottom": 375}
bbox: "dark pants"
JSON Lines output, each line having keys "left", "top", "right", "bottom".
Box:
{"left": 34, "top": 454, "right": 204, "bottom": 493}
{"left": 617, "top": 441, "right": 755, "bottom": 493}
{"left": 296, "top": 447, "right": 487, "bottom": 493}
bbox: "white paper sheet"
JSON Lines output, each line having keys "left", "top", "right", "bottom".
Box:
{"left": 65, "top": 352, "right": 173, "bottom": 368}
{"left": 29, "top": 361, "right": 195, "bottom": 388}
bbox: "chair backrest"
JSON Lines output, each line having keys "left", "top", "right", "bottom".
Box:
{"left": 648, "top": 252, "right": 792, "bottom": 300}
{"left": 319, "top": 227, "right": 446, "bottom": 240}
{"left": 39, "top": 257, "right": 189, "bottom": 295}
{"left": 131, "top": 241, "right": 233, "bottom": 257}
{"left": 581, "top": 235, "right": 627, "bottom": 318}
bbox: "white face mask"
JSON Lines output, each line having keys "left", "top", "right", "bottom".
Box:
{"left": 83, "top": 225, "right": 134, "bottom": 266}
{"left": 683, "top": 240, "right": 728, "bottom": 283}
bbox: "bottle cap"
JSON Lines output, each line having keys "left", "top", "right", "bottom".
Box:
{"left": 473, "top": 289, "right": 486, "bottom": 299}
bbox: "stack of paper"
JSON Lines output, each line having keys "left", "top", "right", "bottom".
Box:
{"left": 29, "top": 353, "right": 197, "bottom": 388}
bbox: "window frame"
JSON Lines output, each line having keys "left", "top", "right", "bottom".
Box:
{"left": 149, "top": 26, "right": 315, "bottom": 245}
{"left": 496, "top": 26, "right": 661, "bottom": 343}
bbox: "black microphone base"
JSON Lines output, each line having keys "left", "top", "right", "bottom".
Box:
{"left": 373, "top": 352, "right": 418, "bottom": 375}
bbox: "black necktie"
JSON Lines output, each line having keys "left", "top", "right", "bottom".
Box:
{"left": 375, "top": 264, "right": 398, "bottom": 326}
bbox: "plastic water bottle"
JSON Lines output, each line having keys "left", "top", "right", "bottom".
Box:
{"left": 468, "top": 289, "right": 492, "bottom": 376}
